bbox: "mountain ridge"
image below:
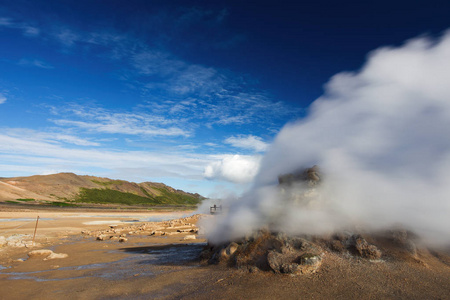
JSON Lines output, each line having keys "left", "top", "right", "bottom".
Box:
{"left": 0, "top": 172, "right": 204, "bottom": 206}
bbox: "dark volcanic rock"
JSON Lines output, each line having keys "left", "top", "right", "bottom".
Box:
{"left": 204, "top": 230, "right": 324, "bottom": 275}
{"left": 350, "top": 235, "right": 382, "bottom": 259}
{"left": 278, "top": 165, "right": 321, "bottom": 187}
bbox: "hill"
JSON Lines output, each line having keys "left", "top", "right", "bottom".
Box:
{"left": 0, "top": 173, "right": 204, "bottom": 207}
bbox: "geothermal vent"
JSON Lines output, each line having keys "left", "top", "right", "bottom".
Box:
{"left": 201, "top": 166, "right": 422, "bottom": 275}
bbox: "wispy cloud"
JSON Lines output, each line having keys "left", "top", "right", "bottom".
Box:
{"left": 53, "top": 28, "right": 80, "bottom": 47}
{"left": 2, "top": 14, "right": 296, "bottom": 130}
{"left": 18, "top": 58, "right": 54, "bottom": 69}
{"left": 50, "top": 104, "right": 191, "bottom": 137}
{"left": 0, "top": 93, "right": 6, "bottom": 104}
{"left": 2, "top": 128, "right": 99, "bottom": 146}
{"left": 0, "top": 17, "right": 39, "bottom": 37}
{"left": 225, "top": 135, "right": 269, "bottom": 152}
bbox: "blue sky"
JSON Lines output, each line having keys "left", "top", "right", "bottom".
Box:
{"left": 1, "top": 0, "right": 449, "bottom": 197}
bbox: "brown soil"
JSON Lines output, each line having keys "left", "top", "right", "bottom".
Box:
{"left": 0, "top": 207, "right": 449, "bottom": 300}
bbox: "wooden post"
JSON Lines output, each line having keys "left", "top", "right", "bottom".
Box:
{"left": 32, "top": 215, "right": 40, "bottom": 244}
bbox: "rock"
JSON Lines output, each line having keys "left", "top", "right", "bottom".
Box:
{"left": 183, "top": 235, "right": 196, "bottom": 240}
{"left": 351, "top": 235, "right": 382, "bottom": 259}
{"left": 119, "top": 237, "right": 128, "bottom": 243}
{"left": 205, "top": 230, "right": 324, "bottom": 275}
{"left": 226, "top": 242, "right": 239, "bottom": 256}
{"left": 45, "top": 252, "right": 68, "bottom": 260}
{"left": 330, "top": 240, "right": 346, "bottom": 253}
{"left": 0, "top": 236, "right": 6, "bottom": 246}
{"left": 96, "top": 235, "right": 105, "bottom": 241}
{"left": 218, "top": 248, "right": 228, "bottom": 261}
{"left": 267, "top": 249, "right": 322, "bottom": 275}
{"left": 28, "top": 249, "right": 54, "bottom": 258}
{"left": 278, "top": 165, "right": 321, "bottom": 186}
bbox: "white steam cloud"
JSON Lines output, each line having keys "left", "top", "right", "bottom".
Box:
{"left": 204, "top": 32, "right": 450, "bottom": 246}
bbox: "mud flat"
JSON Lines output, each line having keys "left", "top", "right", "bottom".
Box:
{"left": 0, "top": 207, "right": 449, "bottom": 299}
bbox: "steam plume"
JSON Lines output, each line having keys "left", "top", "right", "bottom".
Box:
{"left": 204, "top": 32, "right": 450, "bottom": 246}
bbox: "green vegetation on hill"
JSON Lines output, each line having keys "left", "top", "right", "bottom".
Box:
{"left": 75, "top": 187, "right": 202, "bottom": 206}
{"left": 90, "top": 179, "right": 123, "bottom": 186}
{"left": 152, "top": 187, "right": 202, "bottom": 205}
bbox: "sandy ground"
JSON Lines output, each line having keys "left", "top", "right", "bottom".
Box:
{"left": 0, "top": 208, "right": 191, "bottom": 240}
{"left": 0, "top": 207, "right": 449, "bottom": 299}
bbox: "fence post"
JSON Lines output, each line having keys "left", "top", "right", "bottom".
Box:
{"left": 32, "top": 216, "right": 40, "bottom": 245}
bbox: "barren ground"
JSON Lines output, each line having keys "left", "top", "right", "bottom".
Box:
{"left": 0, "top": 206, "right": 449, "bottom": 300}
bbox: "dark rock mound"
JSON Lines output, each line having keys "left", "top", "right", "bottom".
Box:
{"left": 202, "top": 230, "right": 324, "bottom": 275}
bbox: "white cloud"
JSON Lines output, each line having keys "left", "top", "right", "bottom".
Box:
{"left": 0, "top": 93, "right": 6, "bottom": 104}
{"left": 204, "top": 154, "right": 262, "bottom": 183}
{"left": 0, "top": 133, "right": 211, "bottom": 179}
{"left": 225, "top": 135, "right": 268, "bottom": 152}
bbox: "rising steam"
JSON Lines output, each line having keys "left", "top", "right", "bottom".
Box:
{"left": 203, "top": 32, "right": 450, "bottom": 246}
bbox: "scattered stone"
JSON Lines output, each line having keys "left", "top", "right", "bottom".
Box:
{"left": 28, "top": 249, "right": 54, "bottom": 258}
{"left": 119, "top": 237, "right": 128, "bottom": 243}
{"left": 96, "top": 235, "right": 105, "bottom": 241}
{"left": 266, "top": 240, "right": 323, "bottom": 275}
{"left": 45, "top": 252, "right": 68, "bottom": 260}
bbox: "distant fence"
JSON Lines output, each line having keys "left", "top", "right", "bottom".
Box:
{"left": 210, "top": 204, "right": 222, "bottom": 215}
